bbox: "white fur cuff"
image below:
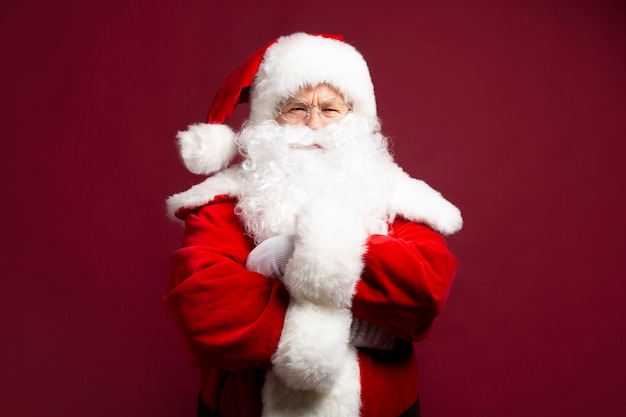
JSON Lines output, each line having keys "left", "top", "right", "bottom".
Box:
{"left": 271, "top": 301, "right": 352, "bottom": 393}
{"left": 263, "top": 347, "right": 362, "bottom": 417}
{"left": 283, "top": 201, "right": 369, "bottom": 308}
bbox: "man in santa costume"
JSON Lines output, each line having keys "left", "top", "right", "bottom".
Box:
{"left": 165, "top": 32, "right": 462, "bottom": 417}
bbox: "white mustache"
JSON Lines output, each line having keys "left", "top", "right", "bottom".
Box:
{"left": 283, "top": 124, "right": 341, "bottom": 149}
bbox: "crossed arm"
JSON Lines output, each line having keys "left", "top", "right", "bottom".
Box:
{"left": 164, "top": 198, "right": 458, "bottom": 370}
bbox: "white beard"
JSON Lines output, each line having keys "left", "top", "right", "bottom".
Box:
{"left": 235, "top": 115, "right": 396, "bottom": 244}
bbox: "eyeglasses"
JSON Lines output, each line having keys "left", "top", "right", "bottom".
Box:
{"left": 277, "top": 98, "right": 352, "bottom": 124}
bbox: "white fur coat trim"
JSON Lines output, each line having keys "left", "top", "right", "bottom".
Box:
{"left": 262, "top": 342, "right": 361, "bottom": 417}
{"left": 166, "top": 164, "right": 242, "bottom": 219}
{"left": 264, "top": 201, "right": 367, "bottom": 416}
{"left": 270, "top": 302, "right": 354, "bottom": 393}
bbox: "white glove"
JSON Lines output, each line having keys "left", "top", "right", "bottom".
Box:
{"left": 349, "top": 317, "right": 395, "bottom": 350}
{"left": 245, "top": 235, "right": 295, "bottom": 280}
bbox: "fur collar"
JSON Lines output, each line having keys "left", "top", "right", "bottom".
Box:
{"left": 166, "top": 163, "right": 462, "bottom": 236}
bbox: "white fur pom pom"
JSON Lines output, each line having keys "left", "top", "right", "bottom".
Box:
{"left": 176, "top": 123, "right": 237, "bottom": 175}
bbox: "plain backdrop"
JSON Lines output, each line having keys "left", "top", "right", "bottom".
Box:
{"left": 2, "top": 1, "right": 625, "bottom": 416}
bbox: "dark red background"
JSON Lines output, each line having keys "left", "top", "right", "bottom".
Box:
{"left": 2, "top": 1, "right": 625, "bottom": 416}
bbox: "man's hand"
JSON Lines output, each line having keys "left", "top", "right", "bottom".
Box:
{"left": 350, "top": 317, "right": 395, "bottom": 350}
{"left": 245, "top": 235, "right": 295, "bottom": 279}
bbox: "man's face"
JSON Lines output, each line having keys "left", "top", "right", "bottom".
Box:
{"left": 238, "top": 106, "right": 391, "bottom": 242}
{"left": 275, "top": 84, "right": 350, "bottom": 130}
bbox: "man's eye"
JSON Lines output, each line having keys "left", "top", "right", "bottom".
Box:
{"left": 283, "top": 103, "right": 307, "bottom": 113}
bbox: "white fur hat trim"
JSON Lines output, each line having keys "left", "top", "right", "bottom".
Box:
{"left": 250, "top": 33, "right": 377, "bottom": 123}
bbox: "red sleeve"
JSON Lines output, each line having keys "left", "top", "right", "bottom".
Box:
{"left": 352, "top": 217, "right": 459, "bottom": 341}
{"left": 163, "top": 199, "right": 289, "bottom": 370}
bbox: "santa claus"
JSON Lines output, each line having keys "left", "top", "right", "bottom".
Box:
{"left": 165, "top": 32, "right": 462, "bottom": 417}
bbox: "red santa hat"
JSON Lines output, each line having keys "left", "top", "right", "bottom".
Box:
{"left": 177, "top": 32, "right": 378, "bottom": 175}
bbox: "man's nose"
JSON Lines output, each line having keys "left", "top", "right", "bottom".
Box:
{"left": 305, "top": 106, "right": 326, "bottom": 130}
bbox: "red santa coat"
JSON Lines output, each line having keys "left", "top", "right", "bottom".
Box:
{"left": 164, "top": 196, "right": 458, "bottom": 417}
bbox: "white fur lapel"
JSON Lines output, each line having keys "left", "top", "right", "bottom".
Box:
{"left": 166, "top": 164, "right": 242, "bottom": 220}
